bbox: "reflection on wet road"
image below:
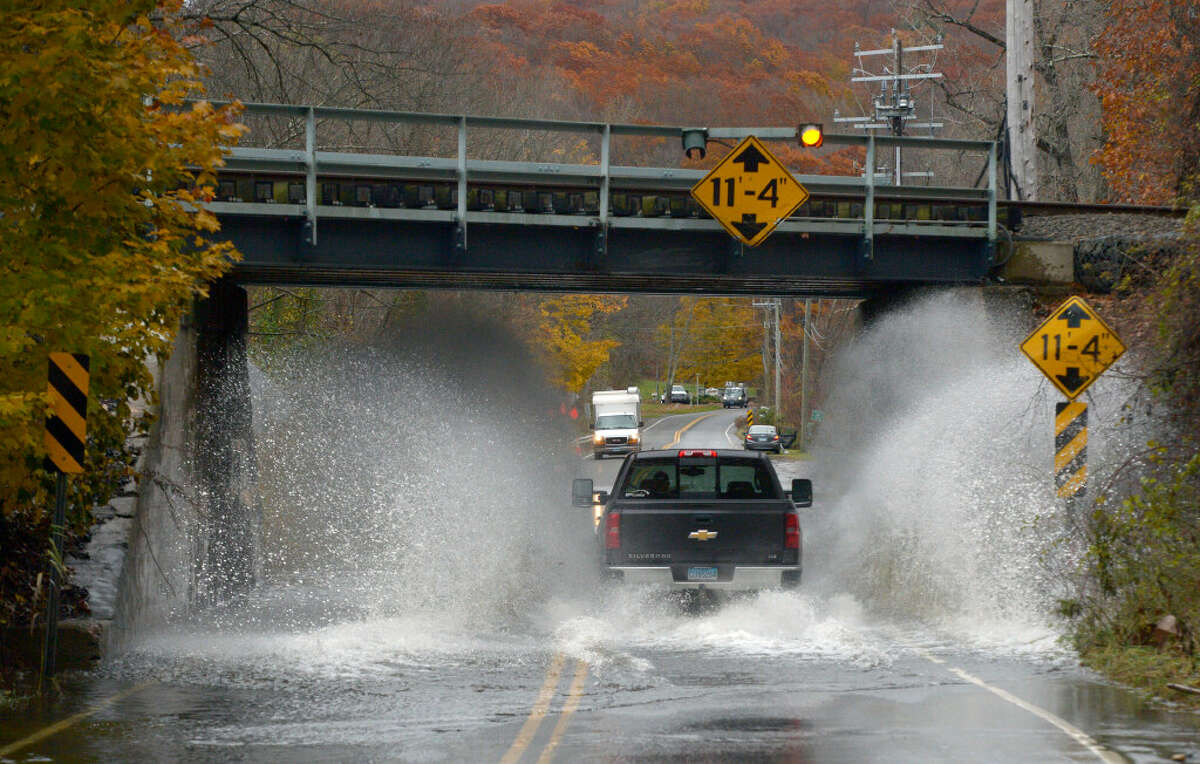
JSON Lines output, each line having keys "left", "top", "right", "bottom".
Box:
{"left": 4, "top": 578, "right": 1199, "bottom": 762}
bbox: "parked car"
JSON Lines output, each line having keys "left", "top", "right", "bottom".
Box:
{"left": 669, "top": 385, "right": 691, "bottom": 403}
{"left": 744, "top": 424, "right": 783, "bottom": 453}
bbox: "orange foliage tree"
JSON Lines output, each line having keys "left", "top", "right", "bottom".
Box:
{"left": 462, "top": 0, "right": 884, "bottom": 174}
{"left": 1092, "top": 0, "right": 1200, "bottom": 203}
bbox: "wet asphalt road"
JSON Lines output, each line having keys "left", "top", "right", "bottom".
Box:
{"left": 3, "top": 408, "right": 1200, "bottom": 762}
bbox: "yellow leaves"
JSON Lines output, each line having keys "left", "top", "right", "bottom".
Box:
{"left": 0, "top": 0, "right": 244, "bottom": 518}
{"left": 193, "top": 208, "right": 220, "bottom": 232}
{"left": 663, "top": 297, "right": 759, "bottom": 383}
{"left": 524, "top": 295, "right": 626, "bottom": 392}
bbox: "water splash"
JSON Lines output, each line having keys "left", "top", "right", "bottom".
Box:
{"left": 800, "top": 289, "right": 1138, "bottom": 652}
{"left": 239, "top": 310, "right": 595, "bottom": 633}
{"left": 115, "top": 290, "right": 1146, "bottom": 682}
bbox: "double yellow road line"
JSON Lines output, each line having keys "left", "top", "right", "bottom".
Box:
{"left": 500, "top": 411, "right": 711, "bottom": 761}
{"left": 664, "top": 411, "right": 717, "bottom": 449}
{"left": 0, "top": 681, "right": 156, "bottom": 758}
{"left": 500, "top": 653, "right": 589, "bottom": 764}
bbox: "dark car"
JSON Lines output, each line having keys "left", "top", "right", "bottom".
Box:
{"left": 571, "top": 449, "right": 813, "bottom": 591}
{"left": 722, "top": 387, "right": 748, "bottom": 408}
{"left": 669, "top": 385, "right": 691, "bottom": 404}
{"left": 744, "top": 424, "right": 782, "bottom": 453}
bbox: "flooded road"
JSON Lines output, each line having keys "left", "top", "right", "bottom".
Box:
{"left": 5, "top": 548, "right": 1199, "bottom": 761}
{"left": 4, "top": 296, "right": 1200, "bottom": 761}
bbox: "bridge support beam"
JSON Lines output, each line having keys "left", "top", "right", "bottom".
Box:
{"left": 193, "top": 279, "right": 258, "bottom": 605}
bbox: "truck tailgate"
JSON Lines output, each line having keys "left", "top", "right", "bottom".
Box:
{"left": 612, "top": 502, "right": 792, "bottom": 565}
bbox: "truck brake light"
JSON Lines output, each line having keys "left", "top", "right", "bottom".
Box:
{"left": 605, "top": 512, "right": 621, "bottom": 549}
{"left": 678, "top": 450, "right": 717, "bottom": 457}
{"left": 785, "top": 512, "right": 800, "bottom": 549}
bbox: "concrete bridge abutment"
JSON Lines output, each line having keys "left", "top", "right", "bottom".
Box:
{"left": 109, "top": 278, "right": 258, "bottom": 649}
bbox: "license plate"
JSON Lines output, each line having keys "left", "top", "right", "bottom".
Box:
{"left": 687, "top": 566, "right": 718, "bottom": 581}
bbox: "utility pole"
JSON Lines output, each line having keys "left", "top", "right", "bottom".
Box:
{"left": 801, "top": 299, "right": 811, "bottom": 448}
{"left": 753, "top": 299, "right": 781, "bottom": 417}
{"left": 1007, "top": 0, "right": 1037, "bottom": 199}
{"left": 773, "top": 299, "right": 781, "bottom": 418}
{"left": 758, "top": 303, "right": 769, "bottom": 405}
{"left": 837, "top": 30, "right": 944, "bottom": 185}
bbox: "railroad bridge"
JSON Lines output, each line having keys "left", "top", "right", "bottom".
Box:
{"left": 211, "top": 102, "right": 1008, "bottom": 299}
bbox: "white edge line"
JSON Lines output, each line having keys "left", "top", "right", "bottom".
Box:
{"left": 918, "top": 651, "right": 1123, "bottom": 763}
{"left": 724, "top": 421, "right": 741, "bottom": 448}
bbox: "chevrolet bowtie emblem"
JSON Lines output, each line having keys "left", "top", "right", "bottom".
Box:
{"left": 688, "top": 529, "right": 718, "bottom": 541}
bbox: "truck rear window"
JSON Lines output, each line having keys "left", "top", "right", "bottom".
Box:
{"left": 620, "top": 457, "right": 778, "bottom": 500}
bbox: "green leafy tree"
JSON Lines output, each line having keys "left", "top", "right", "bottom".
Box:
{"left": 0, "top": 1, "right": 243, "bottom": 552}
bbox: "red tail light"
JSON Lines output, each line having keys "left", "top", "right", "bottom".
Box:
{"left": 605, "top": 511, "right": 621, "bottom": 549}
{"left": 679, "top": 450, "right": 717, "bottom": 457}
{"left": 785, "top": 512, "right": 800, "bottom": 549}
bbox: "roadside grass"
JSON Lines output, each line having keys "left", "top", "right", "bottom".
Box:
{"left": 771, "top": 449, "right": 811, "bottom": 461}
{"left": 635, "top": 380, "right": 758, "bottom": 403}
{"left": 641, "top": 402, "right": 723, "bottom": 419}
{"left": 1080, "top": 643, "right": 1200, "bottom": 710}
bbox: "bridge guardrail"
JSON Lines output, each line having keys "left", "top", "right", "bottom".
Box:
{"left": 196, "top": 100, "right": 998, "bottom": 260}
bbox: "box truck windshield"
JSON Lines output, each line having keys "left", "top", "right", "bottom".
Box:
{"left": 596, "top": 413, "right": 638, "bottom": 429}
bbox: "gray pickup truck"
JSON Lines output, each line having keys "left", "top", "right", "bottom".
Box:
{"left": 572, "top": 449, "right": 812, "bottom": 590}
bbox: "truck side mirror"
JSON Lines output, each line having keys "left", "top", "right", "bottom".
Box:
{"left": 638, "top": 420, "right": 644, "bottom": 427}
{"left": 572, "top": 478, "right": 594, "bottom": 507}
{"left": 790, "top": 478, "right": 812, "bottom": 508}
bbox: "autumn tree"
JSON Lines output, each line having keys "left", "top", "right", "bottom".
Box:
{"left": 519, "top": 295, "right": 627, "bottom": 394}
{"left": 671, "top": 298, "right": 762, "bottom": 388}
{"left": 1091, "top": 0, "right": 1200, "bottom": 203}
{"left": 0, "top": 0, "right": 243, "bottom": 597}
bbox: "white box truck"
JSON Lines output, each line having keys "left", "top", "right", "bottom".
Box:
{"left": 591, "top": 387, "right": 643, "bottom": 459}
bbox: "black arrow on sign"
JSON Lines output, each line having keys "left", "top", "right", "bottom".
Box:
{"left": 1056, "top": 367, "right": 1090, "bottom": 393}
{"left": 732, "top": 213, "right": 767, "bottom": 241}
{"left": 732, "top": 143, "right": 771, "bottom": 173}
{"left": 1057, "top": 303, "right": 1092, "bottom": 328}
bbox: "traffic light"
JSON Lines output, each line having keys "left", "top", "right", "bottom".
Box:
{"left": 798, "top": 123, "right": 824, "bottom": 148}
{"left": 681, "top": 128, "right": 708, "bottom": 160}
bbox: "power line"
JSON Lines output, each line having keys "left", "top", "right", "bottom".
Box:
{"left": 836, "top": 30, "right": 945, "bottom": 185}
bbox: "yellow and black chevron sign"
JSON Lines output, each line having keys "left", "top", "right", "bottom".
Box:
{"left": 1055, "top": 401, "right": 1087, "bottom": 498}
{"left": 746, "top": 410, "right": 755, "bottom": 427}
{"left": 44, "top": 352, "right": 89, "bottom": 474}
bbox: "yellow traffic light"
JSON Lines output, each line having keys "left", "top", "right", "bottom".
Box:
{"left": 799, "top": 123, "right": 824, "bottom": 148}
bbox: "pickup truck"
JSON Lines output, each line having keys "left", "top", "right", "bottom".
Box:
{"left": 571, "top": 449, "right": 812, "bottom": 591}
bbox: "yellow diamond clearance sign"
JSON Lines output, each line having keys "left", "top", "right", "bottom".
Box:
{"left": 690, "top": 136, "right": 808, "bottom": 247}
{"left": 1020, "top": 296, "right": 1126, "bottom": 400}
